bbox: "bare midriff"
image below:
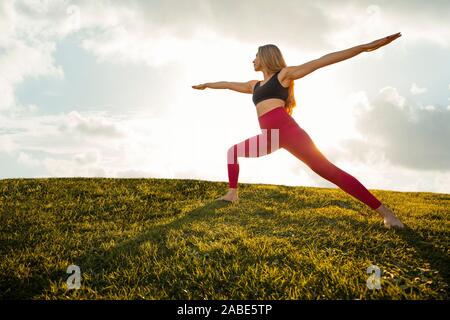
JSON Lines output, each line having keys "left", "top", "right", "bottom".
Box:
{"left": 256, "top": 98, "right": 286, "bottom": 118}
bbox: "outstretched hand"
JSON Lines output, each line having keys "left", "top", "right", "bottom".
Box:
{"left": 362, "top": 32, "right": 402, "bottom": 52}
{"left": 192, "top": 83, "right": 208, "bottom": 90}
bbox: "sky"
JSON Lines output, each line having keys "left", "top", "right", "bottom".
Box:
{"left": 1, "top": 0, "right": 450, "bottom": 194}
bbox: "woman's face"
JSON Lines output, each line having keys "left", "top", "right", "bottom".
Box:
{"left": 253, "top": 53, "right": 262, "bottom": 71}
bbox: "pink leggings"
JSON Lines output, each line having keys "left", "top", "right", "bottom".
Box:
{"left": 227, "top": 106, "right": 382, "bottom": 210}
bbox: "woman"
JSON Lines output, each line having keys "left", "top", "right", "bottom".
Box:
{"left": 192, "top": 32, "right": 404, "bottom": 229}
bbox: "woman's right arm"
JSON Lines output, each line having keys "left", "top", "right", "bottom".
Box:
{"left": 192, "top": 81, "right": 256, "bottom": 93}
{"left": 192, "top": 82, "right": 228, "bottom": 90}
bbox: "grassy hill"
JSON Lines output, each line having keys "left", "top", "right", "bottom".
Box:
{"left": 0, "top": 177, "right": 448, "bottom": 299}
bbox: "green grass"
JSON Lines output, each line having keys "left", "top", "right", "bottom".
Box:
{"left": 0, "top": 177, "right": 448, "bottom": 299}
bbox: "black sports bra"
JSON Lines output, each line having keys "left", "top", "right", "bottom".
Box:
{"left": 252, "top": 70, "right": 289, "bottom": 105}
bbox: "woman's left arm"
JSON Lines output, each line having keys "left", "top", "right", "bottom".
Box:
{"left": 284, "top": 45, "right": 364, "bottom": 81}
{"left": 319, "top": 32, "right": 402, "bottom": 65}
{"left": 317, "top": 44, "right": 365, "bottom": 68}
{"left": 285, "top": 32, "right": 402, "bottom": 81}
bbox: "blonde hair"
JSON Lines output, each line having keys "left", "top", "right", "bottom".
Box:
{"left": 257, "top": 44, "right": 296, "bottom": 116}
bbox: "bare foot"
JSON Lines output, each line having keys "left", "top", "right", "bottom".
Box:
{"left": 216, "top": 188, "right": 239, "bottom": 203}
{"left": 375, "top": 204, "right": 404, "bottom": 229}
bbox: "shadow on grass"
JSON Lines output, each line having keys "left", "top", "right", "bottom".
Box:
{"left": 0, "top": 200, "right": 231, "bottom": 299}
{"left": 394, "top": 225, "right": 450, "bottom": 291}
{"left": 14, "top": 197, "right": 448, "bottom": 299}
{"left": 70, "top": 200, "right": 235, "bottom": 291}
{"left": 252, "top": 210, "right": 449, "bottom": 291}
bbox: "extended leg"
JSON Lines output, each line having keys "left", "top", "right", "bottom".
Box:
{"left": 281, "top": 125, "right": 382, "bottom": 210}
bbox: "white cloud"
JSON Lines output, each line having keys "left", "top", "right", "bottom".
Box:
{"left": 378, "top": 86, "right": 406, "bottom": 109}
{"left": 42, "top": 158, "right": 79, "bottom": 177}
{"left": 59, "top": 111, "right": 124, "bottom": 138}
{"left": 18, "top": 151, "right": 40, "bottom": 167}
{"left": 347, "top": 90, "right": 373, "bottom": 116}
{"left": 42, "top": 157, "right": 109, "bottom": 177}
{"left": 74, "top": 150, "right": 99, "bottom": 165}
{"left": 410, "top": 82, "right": 427, "bottom": 95}
{"left": 0, "top": 111, "right": 126, "bottom": 157}
{"left": 421, "top": 105, "right": 436, "bottom": 111}
{"left": 10, "top": 0, "right": 87, "bottom": 40}
{"left": 67, "top": 0, "right": 347, "bottom": 67}
{"left": 15, "top": 149, "right": 105, "bottom": 177}
{"left": 0, "top": 1, "right": 65, "bottom": 113}
{"left": 318, "top": 0, "right": 450, "bottom": 49}
{"left": 0, "top": 40, "right": 63, "bottom": 112}
{"left": 321, "top": 4, "right": 388, "bottom": 50}
{"left": 0, "top": 135, "right": 17, "bottom": 154}
{"left": 88, "top": 167, "right": 107, "bottom": 177}
{"left": 0, "top": 110, "right": 195, "bottom": 179}
{"left": 341, "top": 87, "right": 450, "bottom": 171}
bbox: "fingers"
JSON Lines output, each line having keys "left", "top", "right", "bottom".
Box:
{"left": 388, "top": 32, "right": 401, "bottom": 39}
{"left": 366, "top": 32, "right": 401, "bottom": 52}
{"left": 379, "top": 32, "right": 401, "bottom": 46}
{"left": 376, "top": 32, "right": 401, "bottom": 43}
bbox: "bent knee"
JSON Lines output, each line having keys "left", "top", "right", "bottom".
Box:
{"left": 227, "top": 145, "right": 238, "bottom": 164}
{"left": 227, "top": 145, "right": 236, "bottom": 156}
